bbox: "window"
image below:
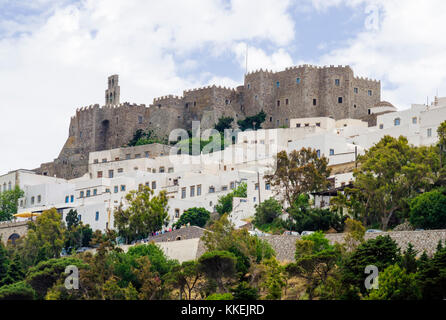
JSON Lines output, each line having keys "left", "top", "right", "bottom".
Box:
{"left": 316, "top": 150, "right": 321, "bottom": 158}
{"left": 138, "top": 116, "right": 143, "bottom": 124}
{"left": 222, "top": 186, "right": 228, "bottom": 191}
{"left": 247, "top": 84, "right": 251, "bottom": 89}
{"left": 277, "top": 100, "right": 280, "bottom": 107}
{"left": 265, "top": 183, "right": 271, "bottom": 191}
{"left": 126, "top": 154, "right": 131, "bottom": 160}
{"left": 225, "top": 99, "right": 230, "bottom": 105}
{"left": 36, "top": 195, "right": 41, "bottom": 203}
{"left": 117, "top": 168, "right": 124, "bottom": 173}
{"left": 230, "top": 182, "right": 235, "bottom": 189}
{"left": 168, "top": 167, "right": 174, "bottom": 173}
{"left": 114, "top": 186, "right": 119, "bottom": 193}
{"left": 102, "top": 158, "right": 107, "bottom": 163}
{"left": 80, "top": 191, "right": 84, "bottom": 198}
{"left": 305, "top": 123, "right": 310, "bottom": 127}
{"left": 296, "top": 78, "right": 301, "bottom": 84}
{"left": 329, "top": 149, "right": 335, "bottom": 156}
{"left": 120, "top": 185, "right": 126, "bottom": 192}
{"left": 190, "top": 186, "right": 195, "bottom": 197}
{"left": 175, "top": 209, "right": 180, "bottom": 219}
{"left": 296, "top": 123, "right": 301, "bottom": 128}
{"left": 270, "top": 117, "right": 272, "bottom": 122}
{"left": 428, "top": 128, "right": 432, "bottom": 137}
{"left": 108, "top": 170, "right": 114, "bottom": 178}
{"left": 93, "top": 159, "right": 99, "bottom": 164}
{"left": 70, "top": 195, "right": 74, "bottom": 203}
{"left": 286, "top": 99, "right": 289, "bottom": 105}
{"left": 335, "top": 79, "right": 340, "bottom": 86}
{"left": 338, "top": 97, "right": 343, "bottom": 104}
{"left": 160, "top": 167, "right": 165, "bottom": 173}
{"left": 145, "top": 151, "right": 150, "bottom": 158}
{"left": 368, "top": 109, "right": 371, "bottom": 115}
{"left": 316, "top": 123, "right": 321, "bottom": 127}
{"left": 368, "top": 90, "right": 373, "bottom": 96}
{"left": 135, "top": 154, "right": 141, "bottom": 159}
{"left": 86, "top": 190, "right": 91, "bottom": 197}
{"left": 78, "top": 215, "right": 82, "bottom": 221}
{"left": 65, "top": 196, "right": 69, "bottom": 203}
{"left": 394, "top": 118, "right": 401, "bottom": 126}
{"left": 354, "top": 87, "right": 358, "bottom": 94}
{"left": 97, "top": 171, "right": 103, "bottom": 178}
{"left": 152, "top": 181, "right": 157, "bottom": 190}
{"left": 412, "top": 117, "right": 418, "bottom": 124}
{"left": 93, "top": 189, "right": 97, "bottom": 196}
{"left": 95, "top": 212, "right": 99, "bottom": 221}
{"left": 379, "top": 124, "right": 384, "bottom": 129}
{"left": 313, "top": 99, "right": 317, "bottom": 106}
{"left": 181, "top": 188, "right": 186, "bottom": 199}
{"left": 209, "top": 186, "right": 215, "bottom": 193}
{"left": 197, "top": 185, "right": 202, "bottom": 196}
{"left": 255, "top": 183, "right": 259, "bottom": 190}
{"left": 276, "top": 81, "right": 280, "bottom": 88}
{"left": 106, "top": 188, "right": 110, "bottom": 193}
{"left": 354, "top": 104, "right": 357, "bottom": 109}
{"left": 255, "top": 95, "right": 258, "bottom": 100}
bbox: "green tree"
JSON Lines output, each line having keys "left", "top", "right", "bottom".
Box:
{"left": 343, "top": 218, "right": 366, "bottom": 252}
{"left": 25, "top": 257, "right": 87, "bottom": 299}
{"left": 165, "top": 260, "right": 202, "bottom": 300}
{"left": 253, "top": 198, "right": 283, "bottom": 228}
{"left": 237, "top": 111, "right": 266, "bottom": 131}
{"left": 114, "top": 186, "right": 169, "bottom": 243}
{"left": 1, "top": 253, "right": 25, "bottom": 286}
{"left": 128, "top": 129, "right": 166, "bottom": 147}
{"left": 0, "top": 241, "right": 10, "bottom": 285}
{"left": 214, "top": 116, "right": 234, "bottom": 133}
{"left": 286, "top": 231, "right": 341, "bottom": 300}
{"left": 400, "top": 243, "right": 418, "bottom": 274}
{"left": 65, "top": 209, "right": 80, "bottom": 229}
{"left": 409, "top": 189, "right": 446, "bottom": 230}
{"left": 215, "top": 183, "right": 247, "bottom": 216}
{"left": 417, "top": 247, "right": 446, "bottom": 300}
{"left": 265, "top": 148, "right": 332, "bottom": 205}
{"left": 261, "top": 257, "right": 286, "bottom": 300}
{"left": 198, "top": 250, "right": 237, "bottom": 293}
{"left": 0, "top": 186, "right": 24, "bottom": 221}
{"left": 232, "top": 281, "right": 259, "bottom": 300}
{"left": 353, "top": 136, "right": 439, "bottom": 230}
{"left": 366, "top": 264, "right": 421, "bottom": 300}
{"left": 341, "top": 235, "right": 401, "bottom": 296}
{"left": 0, "top": 281, "right": 36, "bottom": 300}
{"left": 174, "top": 207, "right": 210, "bottom": 228}
{"left": 21, "top": 209, "right": 66, "bottom": 266}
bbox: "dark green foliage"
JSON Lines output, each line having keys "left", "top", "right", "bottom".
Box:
{"left": 417, "top": 247, "right": 446, "bottom": 300}
{"left": 1, "top": 254, "right": 25, "bottom": 286}
{"left": 199, "top": 250, "right": 237, "bottom": 293}
{"left": 0, "top": 242, "right": 10, "bottom": 285}
{"left": 286, "top": 195, "right": 345, "bottom": 233}
{"left": 232, "top": 281, "right": 259, "bottom": 300}
{"left": 0, "top": 281, "right": 36, "bottom": 300}
{"left": 206, "top": 292, "right": 233, "bottom": 300}
{"left": 65, "top": 209, "right": 80, "bottom": 229}
{"left": 400, "top": 243, "right": 418, "bottom": 274}
{"left": 0, "top": 186, "right": 24, "bottom": 221}
{"left": 128, "top": 129, "right": 166, "bottom": 147}
{"left": 409, "top": 189, "right": 446, "bottom": 229}
{"left": 125, "top": 243, "right": 178, "bottom": 277}
{"left": 214, "top": 116, "right": 234, "bottom": 133}
{"left": 215, "top": 183, "right": 247, "bottom": 216}
{"left": 341, "top": 235, "right": 401, "bottom": 295}
{"left": 254, "top": 198, "right": 282, "bottom": 227}
{"left": 173, "top": 207, "right": 210, "bottom": 228}
{"left": 237, "top": 111, "right": 266, "bottom": 131}
{"left": 25, "top": 257, "right": 87, "bottom": 299}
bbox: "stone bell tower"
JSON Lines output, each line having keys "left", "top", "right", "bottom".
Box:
{"left": 105, "top": 74, "right": 120, "bottom": 106}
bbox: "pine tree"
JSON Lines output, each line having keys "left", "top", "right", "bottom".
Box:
{"left": 400, "top": 243, "right": 418, "bottom": 273}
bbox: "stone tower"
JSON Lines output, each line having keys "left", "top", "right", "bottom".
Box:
{"left": 105, "top": 75, "right": 120, "bottom": 106}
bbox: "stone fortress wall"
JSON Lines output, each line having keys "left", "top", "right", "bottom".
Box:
{"left": 34, "top": 65, "right": 381, "bottom": 180}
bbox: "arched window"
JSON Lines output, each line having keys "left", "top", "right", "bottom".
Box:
{"left": 394, "top": 118, "right": 401, "bottom": 126}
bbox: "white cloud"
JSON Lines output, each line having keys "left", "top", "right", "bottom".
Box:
{"left": 0, "top": 0, "right": 295, "bottom": 174}
{"left": 233, "top": 42, "right": 294, "bottom": 73}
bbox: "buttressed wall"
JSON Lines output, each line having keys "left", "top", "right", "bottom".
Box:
{"left": 35, "top": 65, "right": 381, "bottom": 179}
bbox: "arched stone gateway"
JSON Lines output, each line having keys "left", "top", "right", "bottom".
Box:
{"left": 7, "top": 233, "right": 20, "bottom": 245}
{"left": 0, "top": 221, "right": 29, "bottom": 245}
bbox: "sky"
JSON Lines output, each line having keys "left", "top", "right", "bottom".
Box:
{"left": 1, "top": 0, "right": 446, "bottom": 175}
